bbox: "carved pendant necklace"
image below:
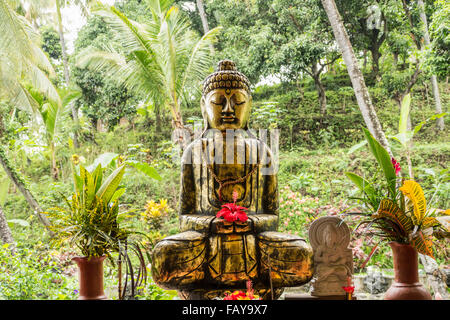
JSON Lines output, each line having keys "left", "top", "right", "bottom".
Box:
{"left": 207, "top": 164, "right": 258, "bottom": 203}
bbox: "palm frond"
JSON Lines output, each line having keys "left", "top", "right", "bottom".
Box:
{"left": 180, "top": 26, "right": 222, "bottom": 97}
{"left": 92, "top": 3, "right": 156, "bottom": 57}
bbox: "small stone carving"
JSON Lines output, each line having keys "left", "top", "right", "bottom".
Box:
{"left": 363, "top": 267, "right": 391, "bottom": 294}
{"left": 309, "top": 216, "right": 353, "bottom": 296}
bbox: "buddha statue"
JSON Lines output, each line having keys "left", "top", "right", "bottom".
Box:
{"left": 151, "top": 60, "right": 313, "bottom": 300}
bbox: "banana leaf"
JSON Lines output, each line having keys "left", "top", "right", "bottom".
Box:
{"left": 362, "top": 127, "right": 396, "bottom": 199}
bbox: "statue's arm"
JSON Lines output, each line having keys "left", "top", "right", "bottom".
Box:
{"left": 180, "top": 214, "right": 214, "bottom": 233}
{"left": 178, "top": 144, "right": 214, "bottom": 233}
{"left": 247, "top": 144, "right": 279, "bottom": 233}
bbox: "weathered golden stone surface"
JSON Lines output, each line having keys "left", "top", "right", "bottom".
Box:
{"left": 151, "top": 60, "right": 313, "bottom": 299}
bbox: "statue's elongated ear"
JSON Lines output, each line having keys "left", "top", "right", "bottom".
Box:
{"left": 200, "top": 97, "right": 211, "bottom": 135}
{"left": 242, "top": 95, "right": 252, "bottom": 130}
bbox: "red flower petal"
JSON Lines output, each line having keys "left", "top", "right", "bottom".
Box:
{"left": 217, "top": 203, "right": 249, "bottom": 222}
{"left": 342, "top": 286, "right": 355, "bottom": 294}
{"left": 235, "top": 211, "right": 248, "bottom": 222}
{"left": 217, "top": 208, "right": 230, "bottom": 217}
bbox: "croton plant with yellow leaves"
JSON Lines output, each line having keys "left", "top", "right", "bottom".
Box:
{"left": 346, "top": 128, "right": 449, "bottom": 258}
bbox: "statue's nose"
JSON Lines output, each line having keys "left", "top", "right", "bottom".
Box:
{"left": 223, "top": 98, "right": 234, "bottom": 113}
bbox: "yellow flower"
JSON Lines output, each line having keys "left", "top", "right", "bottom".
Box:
{"left": 158, "top": 199, "right": 168, "bottom": 212}
{"left": 71, "top": 154, "right": 80, "bottom": 165}
{"left": 145, "top": 200, "right": 157, "bottom": 211}
{"left": 150, "top": 208, "right": 161, "bottom": 218}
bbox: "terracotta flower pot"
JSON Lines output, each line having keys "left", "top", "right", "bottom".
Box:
{"left": 384, "top": 242, "right": 432, "bottom": 300}
{"left": 72, "top": 256, "right": 108, "bottom": 300}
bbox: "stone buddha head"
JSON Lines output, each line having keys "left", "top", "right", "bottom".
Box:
{"left": 201, "top": 60, "right": 252, "bottom": 131}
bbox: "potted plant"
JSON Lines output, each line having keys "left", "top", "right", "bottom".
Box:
{"left": 345, "top": 128, "right": 448, "bottom": 300}
{"left": 46, "top": 161, "right": 148, "bottom": 300}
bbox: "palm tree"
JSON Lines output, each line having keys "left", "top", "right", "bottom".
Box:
{"left": 77, "top": 0, "right": 221, "bottom": 133}
{"left": 0, "top": 0, "right": 61, "bottom": 112}
{"left": 0, "top": 0, "right": 57, "bottom": 231}
{"left": 22, "top": 0, "right": 91, "bottom": 149}
{"left": 25, "top": 87, "right": 73, "bottom": 180}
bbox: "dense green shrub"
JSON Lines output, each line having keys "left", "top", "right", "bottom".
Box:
{"left": 0, "top": 246, "right": 78, "bottom": 300}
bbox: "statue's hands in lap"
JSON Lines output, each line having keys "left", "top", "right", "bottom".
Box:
{"left": 210, "top": 217, "right": 253, "bottom": 234}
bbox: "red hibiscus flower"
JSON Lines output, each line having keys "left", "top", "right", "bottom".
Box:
{"left": 391, "top": 157, "right": 401, "bottom": 176}
{"left": 216, "top": 190, "right": 248, "bottom": 222}
{"left": 223, "top": 291, "right": 247, "bottom": 300}
{"left": 217, "top": 203, "right": 248, "bottom": 222}
{"left": 223, "top": 281, "right": 260, "bottom": 300}
{"left": 342, "top": 276, "right": 355, "bottom": 294}
{"left": 342, "top": 286, "right": 355, "bottom": 294}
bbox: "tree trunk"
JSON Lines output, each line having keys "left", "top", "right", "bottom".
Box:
{"left": 370, "top": 45, "right": 381, "bottom": 81}
{"left": 363, "top": 49, "right": 368, "bottom": 71}
{"left": 320, "top": 0, "right": 391, "bottom": 155}
{"left": 0, "top": 205, "right": 15, "bottom": 252}
{"left": 393, "top": 52, "right": 398, "bottom": 66}
{"left": 418, "top": 0, "right": 444, "bottom": 131}
{"left": 155, "top": 104, "right": 161, "bottom": 134}
{"left": 56, "top": 0, "right": 79, "bottom": 149}
{"left": 0, "top": 146, "right": 53, "bottom": 235}
{"left": 312, "top": 64, "right": 327, "bottom": 116}
{"left": 196, "top": 0, "right": 215, "bottom": 54}
{"left": 50, "top": 142, "right": 59, "bottom": 180}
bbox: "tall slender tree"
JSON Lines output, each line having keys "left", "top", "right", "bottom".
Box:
{"left": 320, "top": 0, "right": 391, "bottom": 154}
{"left": 417, "top": 0, "right": 444, "bottom": 131}
{"left": 55, "top": 0, "right": 90, "bottom": 149}
{"left": 322, "top": 0, "right": 448, "bottom": 299}
{"left": 195, "top": 0, "right": 214, "bottom": 54}
{"left": 0, "top": 205, "right": 15, "bottom": 252}
{"left": 21, "top": 0, "right": 89, "bottom": 148}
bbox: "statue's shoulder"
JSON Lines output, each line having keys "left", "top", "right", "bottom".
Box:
{"left": 247, "top": 137, "right": 273, "bottom": 156}
{"left": 181, "top": 138, "right": 206, "bottom": 163}
{"left": 184, "top": 138, "right": 204, "bottom": 151}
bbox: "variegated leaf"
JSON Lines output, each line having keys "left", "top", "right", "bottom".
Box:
{"left": 411, "top": 231, "right": 434, "bottom": 258}
{"left": 399, "top": 180, "right": 426, "bottom": 225}
{"left": 421, "top": 217, "right": 440, "bottom": 229}
{"left": 374, "top": 199, "right": 413, "bottom": 232}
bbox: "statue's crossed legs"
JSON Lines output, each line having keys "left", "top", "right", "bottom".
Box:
{"left": 151, "top": 230, "right": 313, "bottom": 299}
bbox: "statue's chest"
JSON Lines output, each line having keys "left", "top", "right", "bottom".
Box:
{"left": 190, "top": 137, "right": 265, "bottom": 213}
{"left": 204, "top": 163, "right": 257, "bottom": 204}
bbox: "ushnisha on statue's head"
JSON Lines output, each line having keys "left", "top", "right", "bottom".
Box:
{"left": 201, "top": 60, "right": 252, "bottom": 131}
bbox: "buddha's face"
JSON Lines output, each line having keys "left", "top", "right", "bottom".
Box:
{"left": 201, "top": 88, "right": 252, "bottom": 131}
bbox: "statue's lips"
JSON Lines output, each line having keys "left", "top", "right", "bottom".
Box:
{"left": 221, "top": 115, "right": 236, "bottom": 122}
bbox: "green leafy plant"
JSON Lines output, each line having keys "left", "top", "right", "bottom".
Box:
{"left": 45, "top": 161, "right": 151, "bottom": 299}
{"left": 0, "top": 245, "right": 78, "bottom": 300}
{"left": 345, "top": 128, "right": 448, "bottom": 259}
{"left": 47, "top": 163, "right": 129, "bottom": 258}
